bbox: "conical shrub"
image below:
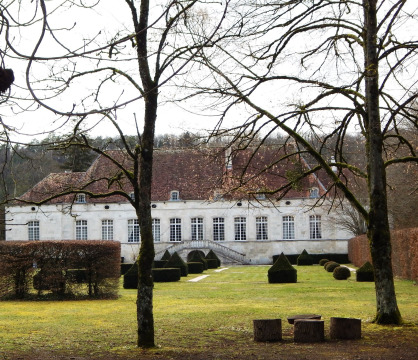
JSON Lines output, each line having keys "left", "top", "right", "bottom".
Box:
{"left": 205, "top": 250, "right": 221, "bottom": 268}
{"left": 188, "top": 251, "right": 208, "bottom": 270}
{"left": 164, "top": 252, "right": 188, "bottom": 277}
{"left": 356, "top": 261, "right": 374, "bottom": 282}
{"left": 161, "top": 250, "right": 171, "bottom": 261}
{"left": 268, "top": 252, "right": 297, "bottom": 283}
{"left": 297, "top": 249, "right": 313, "bottom": 265}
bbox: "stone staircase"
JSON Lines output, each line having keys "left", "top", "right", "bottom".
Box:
{"left": 156, "top": 240, "right": 248, "bottom": 264}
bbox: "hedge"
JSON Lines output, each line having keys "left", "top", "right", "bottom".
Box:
{"left": 272, "top": 253, "right": 349, "bottom": 265}
{"left": 0, "top": 241, "right": 120, "bottom": 299}
{"left": 152, "top": 268, "right": 181, "bottom": 282}
{"left": 348, "top": 227, "right": 418, "bottom": 281}
{"left": 187, "top": 262, "right": 204, "bottom": 274}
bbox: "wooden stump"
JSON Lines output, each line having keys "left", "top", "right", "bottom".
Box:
{"left": 330, "top": 317, "right": 361, "bottom": 340}
{"left": 287, "top": 314, "right": 321, "bottom": 324}
{"left": 294, "top": 319, "right": 324, "bottom": 343}
{"left": 253, "top": 319, "right": 282, "bottom": 342}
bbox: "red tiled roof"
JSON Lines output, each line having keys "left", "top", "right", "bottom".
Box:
{"left": 17, "top": 146, "right": 327, "bottom": 204}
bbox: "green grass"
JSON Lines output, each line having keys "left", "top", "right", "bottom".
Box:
{"left": 0, "top": 265, "right": 416, "bottom": 359}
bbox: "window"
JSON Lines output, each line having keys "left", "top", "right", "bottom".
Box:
{"left": 234, "top": 217, "right": 246, "bottom": 241}
{"left": 309, "top": 215, "right": 322, "bottom": 239}
{"left": 170, "top": 218, "right": 182, "bottom": 242}
{"left": 102, "top": 220, "right": 113, "bottom": 240}
{"left": 128, "top": 219, "right": 140, "bottom": 243}
{"left": 28, "top": 220, "right": 40, "bottom": 241}
{"left": 76, "top": 220, "right": 88, "bottom": 240}
{"left": 283, "top": 216, "right": 295, "bottom": 240}
{"left": 256, "top": 216, "right": 268, "bottom": 240}
{"left": 213, "top": 217, "right": 225, "bottom": 241}
{"left": 170, "top": 190, "right": 179, "bottom": 201}
{"left": 310, "top": 187, "right": 319, "bottom": 198}
{"left": 75, "top": 194, "right": 86, "bottom": 203}
{"left": 152, "top": 218, "right": 160, "bottom": 242}
{"left": 191, "top": 217, "right": 204, "bottom": 241}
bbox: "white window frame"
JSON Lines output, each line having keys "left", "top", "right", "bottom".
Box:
{"left": 234, "top": 217, "right": 246, "bottom": 241}
{"left": 28, "top": 220, "right": 40, "bottom": 241}
{"left": 75, "top": 193, "right": 86, "bottom": 203}
{"left": 128, "top": 219, "right": 140, "bottom": 243}
{"left": 101, "top": 219, "right": 113, "bottom": 240}
{"left": 191, "top": 217, "right": 204, "bottom": 241}
{"left": 170, "top": 190, "right": 180, "bottom": 201}
{"left": 152, "top": 218, "right": 161, "bottom": 242}
{"left": 283, "top": 216, "right": 295, "bottom": 240}
{"left": 309, "top": 215, "right": 322, "bottom": 239}
{"left": 76, "top": 220, "right": 88, "bottom": 240}
{"left": 256, "top": 216, "right": 268, "bottom": 240}
{"left": 213, "top": 217, "right": 225, "bottom": 241}
{"left": 170, "top": 218, "right": 182, "bottom": 242}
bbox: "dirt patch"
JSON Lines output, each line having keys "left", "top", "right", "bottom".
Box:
{"left": 2, "top": 326, "right": 417, "bottom": 360}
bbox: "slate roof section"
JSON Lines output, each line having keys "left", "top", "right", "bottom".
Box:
{"left": 17, "top": 146, "right": 329, "bottom": 204}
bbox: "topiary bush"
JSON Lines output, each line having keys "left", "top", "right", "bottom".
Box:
{"left": 153, "top": 260, "right": 168, "bottom": 268}
{"left": 120, "top": 263, "right": 134, "bottom": 275}
{"left": 319, "top": 259, "right": 330, "bottom": 266}
{"left": 187, "top": 262, "right": 204, "bottom": 274}
{"left": 333, "top": 266, "right": 351, "bottom": 280}
{"left": 123, "top": 262, "right": 138, "bottom": 289}
{"left": 152, "top": 268, "right": 181, "bottom": 282}
{"left": 205, "top": 250, "right": 221, "bottom": 267}
{"left": 297, "top": 249, "right": 313, "bottom": 266}
{"left": 206, "top": 259, "right": 218, "bottom": 269}
{"left": 326, "top": 262, "right": 340, "bottom": 272}
{"left": 324, "top": 261, "right": 335, "bottom": 270}
{"left": 187, "top": 250, "right": 206, "bottom": 262}
{"left": 164, "top": 252, "right": 188, "bottom": 277}
{"left": 356, "top": 261, "right": 375, "bottom": 282}
{"left": 268, "top": 252, "right": 297, "bottom": 283}
{"left": 188, "top": 251, "right": 208, "bottom": 270}
{"left": 160, "top": 250, "right": 171, "bottom": 261}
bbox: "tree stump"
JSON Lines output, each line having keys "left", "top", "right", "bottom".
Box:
{"left": 330, "top": 317, "right": 361, "bottom": 340}
{"left": 294, "top": 319, "right": 324, "bottom": 343}
{"left": 253, "top": 319, "right": 282, "bottom": 342}
{"left": 287, "top": 314, "right": 321, "bottom": 324}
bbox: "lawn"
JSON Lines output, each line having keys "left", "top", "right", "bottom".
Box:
{"left": 0, "top": 265, "right": 417, "bottom": 360}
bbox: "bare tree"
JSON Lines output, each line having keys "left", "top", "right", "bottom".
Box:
{"left": 1, "top": 0, "right": 229, "bottom": 347}
{"left": 181, "top": 0, "right": 418, "bottom": 324}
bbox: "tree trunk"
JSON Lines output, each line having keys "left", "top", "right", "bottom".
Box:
{"left": 136, "top": 91, "right": 158, "bottom": 348}
{"left": 253, "top": 319, "right": 282, "bottom": 342}
{"left": 363, "top": 0, "right": 402, "bottom": 325}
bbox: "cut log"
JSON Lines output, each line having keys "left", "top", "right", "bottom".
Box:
{"left": 287, "top": 314, "right": 321, "bottom": 324}
{"left": 253, "top": 319, "right": 282, "bottom": 342}
{"left": 294, "top": 319, "right": 324, "bottom": 343}
{"left": 330, "top": 317, "right": 361, "bottom": 340}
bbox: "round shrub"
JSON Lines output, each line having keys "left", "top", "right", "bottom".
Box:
{"left": 297, "top": 249, "right": 313, "bottom": 266}
{"left": 356, "top": 261, "right": 375, "bottom": 282}
{"left": 187, "top": 262, "right": 204, "bottom": 274}
{"left": 319, "top": 258, "right": 330, "bottom": 266}
{"left": 333, "top": 266, "right": 351, "bottom": 280}
{"left": 324, "top": 261, "right": 336, "bottom": 270}
{"left": 152, "top": 268, "right": 181, "bottom": 282}
{"left": 325, "top": 262, "right": 340, "bottom": 272}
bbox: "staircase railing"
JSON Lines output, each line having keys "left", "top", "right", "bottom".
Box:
{"left": 156, "top": 240, "right": 248, "bottom": 264}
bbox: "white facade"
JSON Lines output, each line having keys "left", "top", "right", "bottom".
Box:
{"left": 6, "top": 197, "right": 351, "bottom": 264}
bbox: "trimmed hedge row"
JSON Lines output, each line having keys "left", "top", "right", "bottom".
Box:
{"left": 348, "top": 228, "right": 418, "bottom": 281}
{"left": 273, "top": 253, "right": 349, "bottom": 265}
{"left": 0, "top": 241, "right": 121, "bottom": 299}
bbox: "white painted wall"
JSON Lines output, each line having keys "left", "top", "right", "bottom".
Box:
{"left": 5, "top": 198, "right": 352, "bottom": 264}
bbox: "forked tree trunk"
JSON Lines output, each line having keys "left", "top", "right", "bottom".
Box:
{"left": 363, "top": 0, "right": 401, "bottom": 324}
